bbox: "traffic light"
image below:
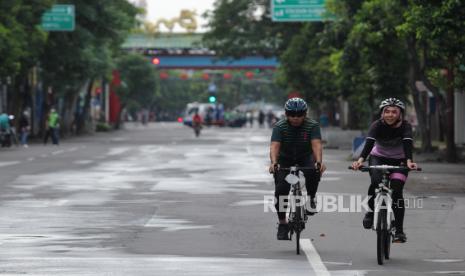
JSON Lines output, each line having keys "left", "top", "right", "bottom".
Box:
{"left": 209, "top": 95, "right": 217, "bottom": 103}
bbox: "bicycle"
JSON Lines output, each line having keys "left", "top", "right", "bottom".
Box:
{"left": 278, "top": 166, "right": 316, "bottom": 255}
{"left": 349, "top": 165, "right": 421, "bottom": 265}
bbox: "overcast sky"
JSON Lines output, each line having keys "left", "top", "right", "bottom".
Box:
{"left": 136, "top": 0, "right": 216, "bottom": 32}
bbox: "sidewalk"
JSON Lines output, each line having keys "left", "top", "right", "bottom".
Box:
{"left": 406, "top": 157, "right": 465, "bottom": 195}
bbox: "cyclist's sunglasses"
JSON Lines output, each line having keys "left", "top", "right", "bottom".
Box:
{"left": 286, "top": 111, "right": 306, "bottom": 118}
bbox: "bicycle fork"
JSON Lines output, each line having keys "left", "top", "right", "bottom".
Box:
{"left": 373, "top": 190, "right": 394, "bottom": 231}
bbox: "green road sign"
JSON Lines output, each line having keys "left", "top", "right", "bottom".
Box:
{"left": 41, "top": 4, "right": 75, "bottom": 31}
{"left": 272, "top": 0, "right": 334, "bottom": 22}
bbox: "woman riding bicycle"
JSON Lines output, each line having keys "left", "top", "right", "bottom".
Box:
{"left": 352, "top": 98, "right": 418, "bottom": 243}
{"left": 269, "top": 98, "right": 327, "bottom": 240}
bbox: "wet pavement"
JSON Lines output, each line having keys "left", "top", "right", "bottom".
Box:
{"left": 0, "top": 122, "right": 463, "bottom": 275}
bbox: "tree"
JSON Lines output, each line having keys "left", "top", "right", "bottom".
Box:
{"left": 0, "top": 1, "right": 52, "bottom": 78}
{"left": 399, "top": 0, "right": 465, "bottom": 161}
{"left": 327, "top": 0, "right": 410, "bottom": 126}
{"left": 203, "top": 0, "right": 302, "bottom": 58}
{"left": 0, "top": 0, "right": 53, "bottom": 123}
{"left": 277, "top": 23, "right": 338, "bottom": 115}
{"left": 116, "top": 53, "right": 157, "bottom": 113}
{"left": 40, "top": 0, "right": 139, "bottom": 133}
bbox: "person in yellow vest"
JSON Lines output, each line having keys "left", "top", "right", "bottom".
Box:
{"left": 44, "top": 108, "right": 60, "bottom": 145}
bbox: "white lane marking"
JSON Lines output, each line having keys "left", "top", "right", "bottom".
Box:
{"left": 74, "top": 160, "right": 94, "bottom": 165}
{"left": 107, "top": 147, "right": 131, "bottom": 156}
{"left": 230, "top": 200, "right": 264, "bottom": 206}
{"left": 65, "top": 147, "right": 79, "bottom": 153}
{"left": 27, "top": 157, "right": 35, "bottom": 161}
{"left": 424, "top": 259, "right": 464, "bottom": 263}
{"left": 144, "top": 215, "right": 212, "bottom": 232}
{"left": 0, "top": 256, "right": 327, "bottom": 274}
{"left": 301, "top": 238, "right": 331, "bottom": 276}
{"left": 321, "top": 177, "right": 341, "bottom": 181}
{"left": 323, "top": 261, "right": 352, "bottom": 266}
{"left": 324, "top": 171, "right": 353, "bottom": 175}
{"left": 0, "top": 161, "right": 21, "bottom": 167}
{"left": 51, "top": 150, "right": 65, "bottom": 155}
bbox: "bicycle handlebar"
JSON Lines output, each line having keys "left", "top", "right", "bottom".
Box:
{"left": 347, "top": 165, "right": 422, "bottom": 172}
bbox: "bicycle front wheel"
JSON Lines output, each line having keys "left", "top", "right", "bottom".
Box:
{"left": 384, "top": 229, "right": 391, "bottom": 259}
{"left": 376, "top": 209, "right": 387, "bottom": 265}
{"left": 295, "top": 205, "right": 302, "bottom": 255}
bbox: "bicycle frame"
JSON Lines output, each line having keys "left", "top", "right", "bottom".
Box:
{"left": 372, "top": 171, "right": 394, "bottom": 231}
{"left": 286, "top": 166, "right": 308, "bottom": 224}
{"left": 349, "top": 164, "right": 421, "bottom": 265}
{"left": 279, "top": 165, "right": 316, "bottom": 255}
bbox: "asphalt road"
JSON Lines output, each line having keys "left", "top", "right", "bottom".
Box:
{"left": 0, "top": 122, "right": 463, "bottom": 275}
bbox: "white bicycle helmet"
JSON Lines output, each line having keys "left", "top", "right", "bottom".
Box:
{"left": 379, "top": 98, "right": 405, "bottom": 112}
{"left": 284, "top": 98, "right": 308, "bottom": 113}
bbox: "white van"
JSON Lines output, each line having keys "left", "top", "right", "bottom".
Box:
{"left": 182, "top": 102, "right": 216, "bottom": 126}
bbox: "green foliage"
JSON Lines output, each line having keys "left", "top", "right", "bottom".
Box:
{"left": 204, "top": 0, "right": 464, "bottom": 131}
{"left": 95, "top": 122, "right": 112, "bottom": 132}
{"left": 277, "top": 22, "right": 341, "bottom": 110}
{"left": 400, "top": 0, "right": 465, "bottom": 88}
{"left": 347, "top": 1, "right": 408, "bottom": 96}
{"left": 116, "top": 53, "right": 157, "bottom": 111}
{"left": 203, "top": 0, "right": 302, "bottom": 58}
{"left": 40, "top": 0, "right": 139, "bottom": 95}
{"left": 0, "top": 0, "right": 52, "bottom": 77}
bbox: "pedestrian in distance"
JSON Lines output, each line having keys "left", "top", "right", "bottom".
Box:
{"left": 43, "top": 108, "right": 60, "bottom": 145}
{"left": 19, "top": 110, "right": 31, "bottom": 148}
{"left": 258, "top": 110, "right": 265, "bottom": 128}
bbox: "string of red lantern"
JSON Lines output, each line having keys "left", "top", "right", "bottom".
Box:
{"left": 245, "top": 71, "right": 254, "bottom": 79}
{"left": 159, "top": 72, "right": 169, "bottom": 79}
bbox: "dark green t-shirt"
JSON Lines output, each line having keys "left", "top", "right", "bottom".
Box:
{"left": 271, "top": 118, "right": 322, "bottom": 165}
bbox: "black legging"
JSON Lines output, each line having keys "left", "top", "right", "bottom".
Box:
{"left": 368, "top": 155, "right": 408, "bottom": 231}
{"left": 274, "top": 163, "right": 320, "bottom": 221}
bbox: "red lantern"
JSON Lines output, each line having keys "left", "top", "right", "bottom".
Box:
{"left": 223, "top": 73, "right": 232, "bottom": 80}
{"left": 202, "top": 73, "right": 209, "bottom": 80}
{"left": 245, "top": 71, "right": 254, "bottom": 79}
{"left": 152, "top": 57, "right": 160, "bottom": 65}
{"left": 159, "top": 72, "right": 169, "bottom": 79}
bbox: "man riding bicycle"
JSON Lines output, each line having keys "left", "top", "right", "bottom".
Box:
{"left": 352, "top": 98, "right": 418, "bottom": 243}
{"left": 269, "top": 98, "right": 326, "bottom": 240}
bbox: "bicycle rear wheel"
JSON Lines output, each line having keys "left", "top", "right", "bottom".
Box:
{"left": 377, "top": 209, "right": 387, "bottom": 265}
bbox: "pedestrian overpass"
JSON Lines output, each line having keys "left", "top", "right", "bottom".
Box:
{"left": 121, "top": 33, "right": 278, "bottom": 69}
